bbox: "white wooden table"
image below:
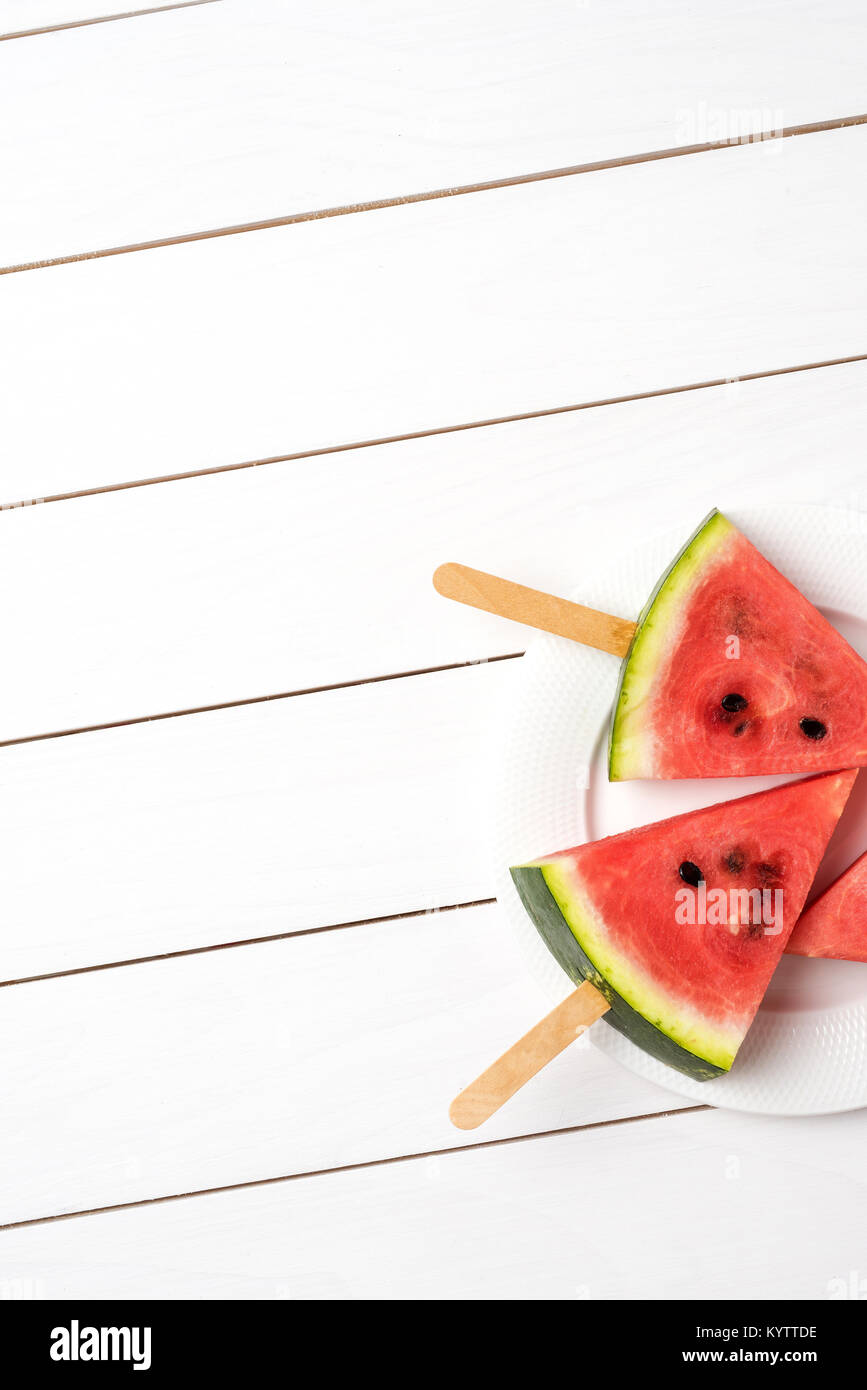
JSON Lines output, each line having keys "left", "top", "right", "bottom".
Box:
{"left": 1, "top": 0, "right": 866, "bottom": 1300}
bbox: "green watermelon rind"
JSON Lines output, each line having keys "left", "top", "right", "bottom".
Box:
{"left": 608, "top": 508, "right": 734, "bottom": 781}
{"left": 510, "top": 864, "right": 726, "bottom": 1081}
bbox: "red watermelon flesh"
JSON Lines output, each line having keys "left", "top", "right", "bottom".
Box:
{"left": 511, "top": 770, "right": 857, "bottom": 1078}
{"left": 787, "top": 850, "right": 867, "bottom": 962}
{"left": 609, "top": 511, "right": 867, "bottom": 780}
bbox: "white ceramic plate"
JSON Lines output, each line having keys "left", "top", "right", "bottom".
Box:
{"left": 493, "top": 503, "right": 867, "bottom": 1114}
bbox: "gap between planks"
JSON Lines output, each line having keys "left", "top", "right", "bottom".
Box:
{"left": 0, "top": 652, "right": 525, "bottom": 749}
{"left": 0, "top": 0, "right": 220, "bottom": 42}
{"left": 0, "top": 897, "right": 499, "bottom": 990}
{"left": 0, "top": 1105, "right": 710, "bottom": 1232}
{"left": 2, "top": 352, "right": 865, "bottom": 511}
{"left": 2, "top": 112, "right": 866, "bottom": 276}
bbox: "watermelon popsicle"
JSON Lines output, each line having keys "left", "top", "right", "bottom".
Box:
{"left": 609, "top": 509, "right": 867, "bottom": 779}
{"left": 434, "top": 509, "right": 867, "bottom": 780}
{"left": 788, "top": 849, "right": 867, "bottom": 962}
{"left": 450, "top": 771, "right": 856, "bottom": 1127}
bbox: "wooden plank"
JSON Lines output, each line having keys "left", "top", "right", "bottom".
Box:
{"left": 0, "top": 901, "right": 696, "bottom": 1226}
{"left": 0, "top": 661, "right": 517, "bottom": 981}
{"left": 3, "top": 1105, "right": 864, "bottom": 1297}
{"left": 1, "top": 1, "right": 865, "bottom": 267}
{"left": 1, "top": 127, "right": 866, "bottom": 502}
{"left": 0, "top": 359, "right": 863, "bottom": 743}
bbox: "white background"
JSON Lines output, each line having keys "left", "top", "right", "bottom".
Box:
{"left": 0, "top": 0, "right": 866, "bottom": 1299}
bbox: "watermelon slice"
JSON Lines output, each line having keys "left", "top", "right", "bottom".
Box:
{"left": 787, "top": 850, "right": 867, "bottom": 962}
{"left": 609, "top": 510, "right": 867, "bottom": 780}
{"left": 511, "top": 771, "right": 857, "bottom": 1079}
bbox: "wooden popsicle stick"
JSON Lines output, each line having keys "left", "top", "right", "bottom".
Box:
{"left": 449, "top": 980, "right": 611, "bottom": 1130}
{"left": 433, "top": 562, "right": 636, "bottom": 658}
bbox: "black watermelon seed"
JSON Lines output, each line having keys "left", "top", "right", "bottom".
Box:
{"left": 799, "top": 717, "right": 827, "bottom": 741}
{"left": 733, "top": 721, "right": 750, "bottom": 736}
{"left": 679, "top": 860, "right": 704, "bottom": 887}
{"left": 758, "top": 862, "right": 782, "bottom": 885}
{"left": 725, "top": 850, "right": 745, "bottom": 874}
{"left": 721, "top": 693, "right": 748, "bottom": 713}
